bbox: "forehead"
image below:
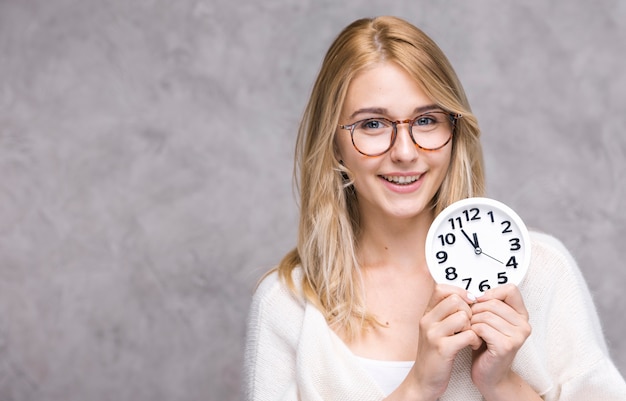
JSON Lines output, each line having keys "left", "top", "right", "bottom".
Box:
{"left": 342, "top": 62, "right": 434, "bottom": 119}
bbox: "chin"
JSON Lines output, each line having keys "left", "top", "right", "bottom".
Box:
{"left": 385, "top": 204, "right": 430, "bottom": 220}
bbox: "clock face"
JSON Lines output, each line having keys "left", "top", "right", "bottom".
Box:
{"left": 425, "top": 197, "right": 531, "bottom": 295}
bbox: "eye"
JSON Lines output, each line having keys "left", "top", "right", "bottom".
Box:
{"left": 413, "top": 114, "right": 438, "bottom": 126}
{"left": 358, "top": 118, "right": 390, "bottom": 131}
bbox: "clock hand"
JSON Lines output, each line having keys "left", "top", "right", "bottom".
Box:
{"left": 476, "top": 249, "right": 504, "bottom": 264}
{"left": 461, "top": 229, "right": 480, "bottom": 250}
{"left": 461, "top": 231, "right": 503, "bottom": 263}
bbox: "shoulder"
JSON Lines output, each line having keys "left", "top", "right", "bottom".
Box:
{"left": 248, "top": 267, "right": 307, "bottom": 334}
{"left": 527, "top": 230, "right": 582, "bottom": 281}
{"left": 245, "top": 268, "right": 308, "bottom": 399}
{"left": 529, "top": 230, "right": 575, "bottom": 264}
{"left": 245, "top": 267, "right": 308, "bottom": 363}
{"left": 521, "top": 230, "right": 592, "bottom": 307}
{"left": 522, "top": 230, "right": 602, "bottom": 329}
{"left": 252, "top": 267, "right": 306, "bottom": 309}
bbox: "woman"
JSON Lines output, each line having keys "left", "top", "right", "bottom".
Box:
{"left": 244, "top": 16, "right": 626, "bottom": 400}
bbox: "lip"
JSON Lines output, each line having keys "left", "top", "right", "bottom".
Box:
{"left": 379, "top": 172, "right": 425, "bottom": 194}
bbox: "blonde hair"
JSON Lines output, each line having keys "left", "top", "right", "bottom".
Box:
{"left": 276, "top": 16, "right": 485, "bottom": 338}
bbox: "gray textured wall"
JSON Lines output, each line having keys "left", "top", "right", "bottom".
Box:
{"left": 0, "top": 1, "right": 624, "bottom": 400}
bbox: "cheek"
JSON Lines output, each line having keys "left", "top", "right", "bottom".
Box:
{"left": 424, "top": 149, "right": 453, "bottom": 188}
{"left": 432, "top": 147, "right": 453, "bottom": 171}
{"left": 335, "top": 145, "right": 377, "bottom": 187}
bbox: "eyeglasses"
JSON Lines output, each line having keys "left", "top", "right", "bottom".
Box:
{"left": 338, "top": 110, "right": 461, "bottom": 157}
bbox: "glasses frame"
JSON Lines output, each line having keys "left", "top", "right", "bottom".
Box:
{"left": 338, "top": 111, "right": 462, "bottom": 157}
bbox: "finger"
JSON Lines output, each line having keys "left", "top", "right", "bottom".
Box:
{"left": 471, "top": 303, "right": 533, "bottom": 349}
{"left": 443, "top": 310, "right": 472, "bottom": 336}
{"left": 425, "top": 292, "right": 473, "bottom": 327}
{"left": 444, "top": 328, "right": 483, "bottom": 353}
{"left": 471, "top": 299, "right": 528, "bottom": 328}
{"left": 471, "top": 319, "right": 530, "bottom": 357}
{"left": 471, "top": 321, "right": 506, "bottom": 350}
{"left": 475, "top": 284, "right": 528, "bottom": 318}
{"left": 471, "top": 309, "right": 531, "bottom": 340}
{"left": 427, "top": 283, "right": 477, "bottom": 311}
{"left": 467, "top": 330, "right": 484, "bottom": 351}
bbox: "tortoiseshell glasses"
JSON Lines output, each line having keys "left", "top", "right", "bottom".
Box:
{"left": 338, "top": 110, "right": 462, "bottom": 157}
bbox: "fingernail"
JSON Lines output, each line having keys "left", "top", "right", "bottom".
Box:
{"left": 467, "top": 292, "right": 477, "bottom": 302}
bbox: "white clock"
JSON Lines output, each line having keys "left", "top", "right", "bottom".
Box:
{"left": 425, "top": 197, "right": 531, "bottom": 295}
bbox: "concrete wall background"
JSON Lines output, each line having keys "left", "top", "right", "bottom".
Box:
{"left": 0, "top": 0, "right": 624, "bottom": 400}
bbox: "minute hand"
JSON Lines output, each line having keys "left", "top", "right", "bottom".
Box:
{"left": 477, "top": 248, "right": 504, "bottom": 264}
{"left": 461, "top": 229, "right": 479, "bottom": 250}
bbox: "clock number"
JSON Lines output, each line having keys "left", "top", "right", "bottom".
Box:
{"left": 445, "top": 267, "right": 458, "bottom": 281}
{"left": 506, "top": 256, "right": 519, "bottom": 269}
{"left": 436, "top": 251, "right": 448, "bottom": 264}
{"left": 487, "top": 213, "right": 514, "bottom": 235}
{"left": 501, "top": 220, "right": 512, "bottom": 233}
{"left": 479, "top": 280, "right": 491, "bottom": 292}
{"left": 462, "top": 208, "right": 481, "bottom": 222}
{"left": 448, "top": 217, "right": 463, "bottom": 230}
{"left": 437, "top": 233, "right": 456, "bottom": 246}
{"left": 498, "top": 272, "right": 508, "bottom": 284}
{"left": 509, "top": 238, "right": 521, "bottom": 251}
{"left": 462, "top": 278, "right": 472, "bottom": 290}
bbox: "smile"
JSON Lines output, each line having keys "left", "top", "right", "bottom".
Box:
{"left": 381, "top": 174, "right": 421, "bottom": 185}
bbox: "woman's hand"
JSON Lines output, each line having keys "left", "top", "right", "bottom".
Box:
{"left": 470, "top": 284, "right": 537, "bottom": 400}
{"left": 396, "top": 284, "right": 482, "bottom": 400}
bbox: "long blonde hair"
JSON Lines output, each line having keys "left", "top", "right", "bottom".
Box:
{"left": 277, "top": 16, "right": 485, "bottom": 338}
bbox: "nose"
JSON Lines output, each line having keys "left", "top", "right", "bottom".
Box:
{"left": 389, "top": 122, "right": 418, "bottom": 163}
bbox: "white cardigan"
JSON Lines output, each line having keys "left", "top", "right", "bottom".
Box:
{"left": 244, "top": 232, "right": 626, "bottom": 400}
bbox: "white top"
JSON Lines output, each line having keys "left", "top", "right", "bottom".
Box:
{"left": 354, "top": 357, "right": 414, "bottom": 396}
{"left": 244, "top": 232, "right": 626, "bottom": 400}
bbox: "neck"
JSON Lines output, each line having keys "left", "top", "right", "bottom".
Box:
{"left": 357, "top": 208, "right": 434, "bottom": 273}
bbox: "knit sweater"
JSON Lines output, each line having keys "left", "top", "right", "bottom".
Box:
{"left": 244, "top": 232, "right": 626, "bottom": 400}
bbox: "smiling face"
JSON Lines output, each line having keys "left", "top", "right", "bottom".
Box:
{"left": 335, "top": 62, "right": 453, "bottom": 225}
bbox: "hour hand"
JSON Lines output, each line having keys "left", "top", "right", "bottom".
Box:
{"left": 461, "top": 229, "right": 479, "bottom": 249}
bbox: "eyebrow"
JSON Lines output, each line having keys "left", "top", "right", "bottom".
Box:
{"left": 348, "top": 104, "right": 442, "bottom": 120}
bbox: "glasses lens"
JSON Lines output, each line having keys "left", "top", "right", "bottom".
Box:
{"left": 351, "top": 118, "right": 394, "bottom": 156}
{"left": 410, "top": 112, "right": 453, "bottom": 150}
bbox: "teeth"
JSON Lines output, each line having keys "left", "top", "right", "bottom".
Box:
{"left": 382, "top": 175, "right": 420, "bottom": 185}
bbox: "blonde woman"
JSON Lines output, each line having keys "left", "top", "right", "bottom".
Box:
{"left": 244, "top": 16, "right": 626, "bottom": 400}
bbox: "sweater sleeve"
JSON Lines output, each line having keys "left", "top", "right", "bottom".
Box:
{"left": 527, "top": 232, "right": 626, "bottom": 400}
{"left": 244, "top": 271, "right": 304, "bottom": 401}
{"left": 243, "top": 270, "right": 386, "bottom": 401}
